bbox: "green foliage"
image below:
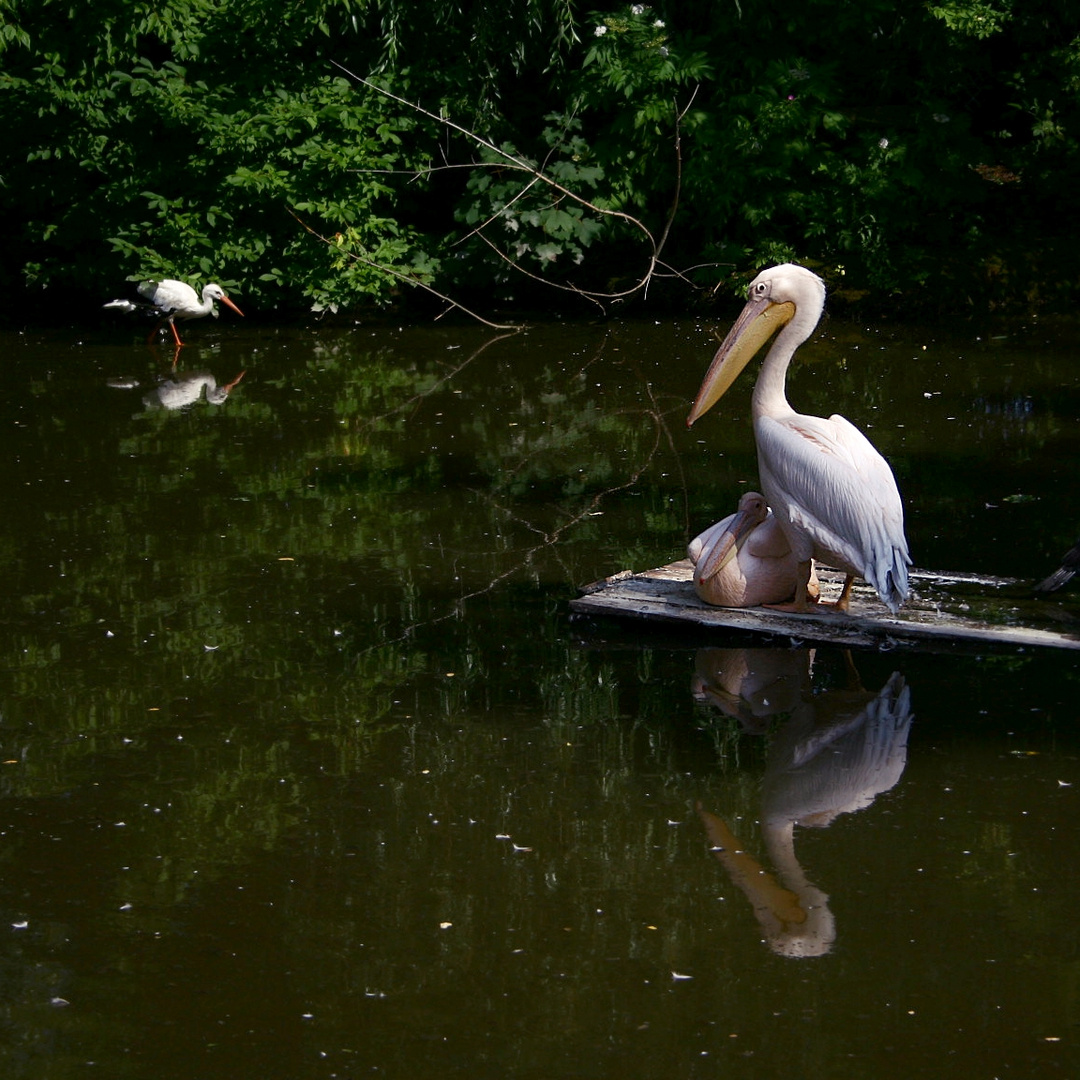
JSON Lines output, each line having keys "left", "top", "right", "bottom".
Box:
{"left": 0, "top": 1, "right": 439, "bottom": 310}
{"left": 557, "top": 1, "right": 1079, "bottom": 303}
{"left": 0, "top": 0, "right": 1079, "bottom": 316}
{"left": 99, "top": 70, "right": 438, "bottom": 311}
{"left": 928, "top": 0, "right": 1014, "bottom": 39}
{"left": 0, "top": 0, "right": 29, "bottom": 53}
{"left": 457, "top": 115, "right": 608, "bottom": 279}
{"left": 576, "top": 6, "right": 712, "bottom": 217}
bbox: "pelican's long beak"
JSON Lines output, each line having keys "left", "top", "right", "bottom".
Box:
{"left": 696, "top": 804, "right": 807, "bottom": 929}
{"left": 219, "top": 294, "right": 244, "bottom": 317}
{"left": 696, "top": 507, "right": 757, "bottom": 583}
{"left": 687, "top": 296, "right": 795, "bottom": 426}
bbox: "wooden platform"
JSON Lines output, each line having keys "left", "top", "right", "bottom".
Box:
{"left": 570, "top": 561, "right": 1080, "bottom": 652}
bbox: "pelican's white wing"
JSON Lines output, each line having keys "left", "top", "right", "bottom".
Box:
{"left": 756, "top": 411, "right": 910, "bottom": 611}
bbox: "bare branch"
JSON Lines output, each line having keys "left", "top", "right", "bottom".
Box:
{"left": 327, "top": 63, "right": 708, "bottom": 312}
{"left": 476, "top": 233, "right": 610, "bottom": 316}
{"left": 331, "top": 61, "right": 658, "bottom": 256}
{"left": 453, "top": 174, "right": 544, "bottom": 249}
{"left": 289, "top": 210, "right": 521, "bottom": 331}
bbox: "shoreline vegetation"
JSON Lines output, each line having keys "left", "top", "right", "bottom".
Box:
{"left": 2, "top": 2, "right": 1077, "bottom": 325}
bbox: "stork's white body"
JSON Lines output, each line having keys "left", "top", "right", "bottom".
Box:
{"left": 105, "top": 279, "right": 243, "bottom": 346}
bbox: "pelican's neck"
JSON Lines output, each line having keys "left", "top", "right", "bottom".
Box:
{"left": 761, "top": 819, "right": 804, "bottom": 882}
{"left": 751, "top": 297, "right": 822, "bottom": 422}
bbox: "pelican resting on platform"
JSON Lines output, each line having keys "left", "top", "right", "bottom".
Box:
{"left": 687, "top": 264, "right": 910, "bottom": 613}
{"left": 104, "top": 279, "right": 243, "bottom": 347}
{"left": 688, "top": 491, "right": 820, "bottom": 607}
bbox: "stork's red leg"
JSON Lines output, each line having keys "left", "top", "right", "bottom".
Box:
{"left": 168, "top": 318, "right": 184, "bottom": 348}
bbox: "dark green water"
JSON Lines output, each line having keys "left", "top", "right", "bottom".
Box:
{"left": 1, "top": 311, "right": 1078, "bottom": 1078}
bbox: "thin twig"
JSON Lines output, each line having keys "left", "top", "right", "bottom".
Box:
{"left": 289, "top": 210, "right": 520, "bottom": 331}
{"left": 453, "top": 174, "right": 543, "bottom": 249}
{"left": 358, "top": 406, "right": 668, "bottom": 653}
{"left": 332, "top": 62, "right": 656, "bottom": 253}
{"left": 324, "top": 64, "right": 711, "bottom": 316}
{"left": 475, "top": 233, "right": 609, "bottom": 315}
{"left": 652, "top": 87, "right": 697, "bottom": 275}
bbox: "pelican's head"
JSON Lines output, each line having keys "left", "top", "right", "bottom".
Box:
{"left": 688, "top": 264, "right": 825, "bottom": 426}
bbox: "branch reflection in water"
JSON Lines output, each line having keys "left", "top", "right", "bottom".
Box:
{"left": 693, "top": 648, "right": 912, "bottom": 958}
{"left": 333, "top": 327, "right": 685, "bottom": 654}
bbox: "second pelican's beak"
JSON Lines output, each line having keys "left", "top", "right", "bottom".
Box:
{"left": 687, "top": 295, "right": 794, "bottom": 426}
{"left": 695, "top": 507, "right": 757, "bottom": 583}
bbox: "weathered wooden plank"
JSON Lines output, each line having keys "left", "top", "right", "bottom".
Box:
{"left": 570, "top": 560, "right": 1080, "bottom": 652}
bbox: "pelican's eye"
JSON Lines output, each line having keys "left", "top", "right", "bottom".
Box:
{"left": 753, "top": 281, "right": 769, "bottom": 297}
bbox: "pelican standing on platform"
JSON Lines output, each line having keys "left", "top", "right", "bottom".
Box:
{"left": 688, "top": 491, "right": 820, "bottom": 607}
{"left": 105, "top": 279, "right": 244, "bottom": 347}
{"left": 687, "top": 264, "right": 910, "bottom": 613}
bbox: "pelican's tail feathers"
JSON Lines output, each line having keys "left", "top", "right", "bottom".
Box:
{"left": 1034, "top": 566, "right": 1077, "bottom": 594}
{"left": 873, "top": 547, "right": 911, "bottom": 614}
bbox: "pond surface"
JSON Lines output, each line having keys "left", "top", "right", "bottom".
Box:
{"left": 1, "top": 307, "right": 1079, "bottom": 1079}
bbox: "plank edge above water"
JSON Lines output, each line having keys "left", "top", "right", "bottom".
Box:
{"left": 570, "top": 560, "right": 1080, "bottom": 652}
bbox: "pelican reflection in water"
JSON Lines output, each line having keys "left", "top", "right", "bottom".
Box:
{"left": 694, "top": 648, "right": 912, "bottom": 957}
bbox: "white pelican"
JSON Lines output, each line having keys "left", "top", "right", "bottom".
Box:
{"left": 104, "top": 279, "right": 243, "bottom": 347}
{"left": 687, "top": 264, "right": 910, "bottom": 613}
{"left": 688, "top": 491, "right": 820, "bottom": 607}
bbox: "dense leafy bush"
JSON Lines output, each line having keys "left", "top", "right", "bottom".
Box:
{"left": 0, "top": 0, "right": 1077, "bottom": 318}
{"left": 0, "top": 2, "right": 444, "bottom": 312}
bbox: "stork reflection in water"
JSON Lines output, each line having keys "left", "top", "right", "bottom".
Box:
{"left": 143, "top": 369, "right": 246, "bottom": 411}
{"left": 694, "top": 648, "right": 912, "bottom": 957}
